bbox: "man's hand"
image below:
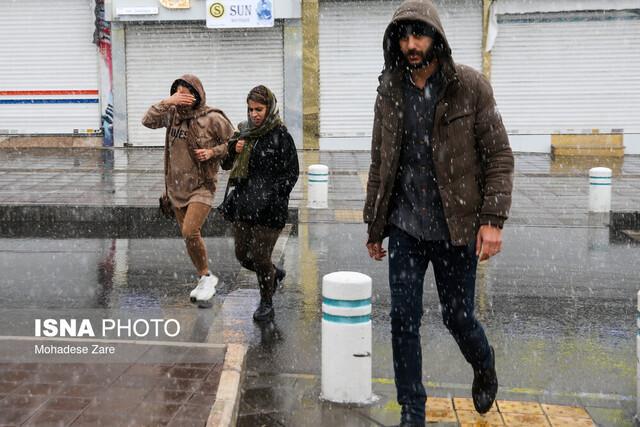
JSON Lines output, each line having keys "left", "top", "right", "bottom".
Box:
{"left": 165, "top": 92, "right": 195, "bottom": 107}
{"left": 476, "top": 225, "right": 502, "bottom": 262}
{"left": 194, "top": 148, "right": 213, "bottom": 162}
{"left": 366, "top": 241, "right": 387, "bottom": 261}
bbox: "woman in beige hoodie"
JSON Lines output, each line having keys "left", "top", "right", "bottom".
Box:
{"left": 143, "top": 74, "right": 234, "bottom": 306}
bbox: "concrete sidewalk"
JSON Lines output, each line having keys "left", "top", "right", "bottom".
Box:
{"left": 0, "top": 148, "right": 639, "bottom": 232}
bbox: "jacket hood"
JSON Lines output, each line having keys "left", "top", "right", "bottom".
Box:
{"left": 382, "top": 0, "right": 454, "bottom": 73}
{"left": 171, "top": 74, "right": 207, "bottom": 109}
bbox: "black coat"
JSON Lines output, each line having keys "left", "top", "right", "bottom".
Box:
{"left": 218, "top": 125, "right": 299, "bottom": 229}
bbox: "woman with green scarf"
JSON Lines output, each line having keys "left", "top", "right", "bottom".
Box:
{"left": 219, "top": 85, "right": 299, "bottom": 322}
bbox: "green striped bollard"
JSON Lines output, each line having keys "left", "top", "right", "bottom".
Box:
{"left": 308, "top": 164, "right": 329, "bottom": 209}
{"left": 321, "top": 271, "right": 373, "bottom": 403}
{"left": 589, "top": 167, "right": 612, "bottom": 212}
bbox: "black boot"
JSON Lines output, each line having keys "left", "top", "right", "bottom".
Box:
{"left": 396, "top": 405, "right": 425, "bottom": 427}
{"left": 273, "top": 265, "right": 286, "bottom": 292}
{"left": 472, "top": 346, "right": 498, "bottom": 413}
{"left": 253, "top": 298, "right": 274, "bottom": 322}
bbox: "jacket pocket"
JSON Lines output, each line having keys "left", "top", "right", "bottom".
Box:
{"left": 443, "top": 110, "right": 473, "bottom": 125}
{"left": 442, "top": 110, "right": 475, "bottom": 157}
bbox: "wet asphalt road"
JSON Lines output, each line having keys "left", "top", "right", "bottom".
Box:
{"left": 0, "top": 220, "right": 637, "bottom": 425}
{"left": 0, "top": 221, "right": 635, "bottom": 400}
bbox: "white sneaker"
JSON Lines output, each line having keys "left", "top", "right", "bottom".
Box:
{"left": 189, "top": 280, "right": 205, "bottom": 303}
{"left": 195, "top": 273, "right": 218, "bottom": 302}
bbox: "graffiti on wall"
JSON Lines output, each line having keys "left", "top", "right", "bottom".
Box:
{"left": 93, "top": 0, "right": 113, "bottom": 146}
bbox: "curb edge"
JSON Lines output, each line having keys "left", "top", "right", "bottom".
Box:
{"left": 206, "top": 343, "right": 248, "bottom": 427}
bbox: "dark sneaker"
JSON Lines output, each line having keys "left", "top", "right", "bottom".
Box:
{"left": 274, "top": 266, "right": 286, "bottom": 292}
{"left": 253, "top": 299, "right": 274, "bottom": 322}
{"left": 472, "top": 346, "right": 498, "bottom": 413}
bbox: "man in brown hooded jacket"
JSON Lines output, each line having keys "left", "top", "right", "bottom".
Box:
{"left": 364, "top": 1, "right": 514, "bottom": 425}
{"left": 143, "top": 74, "right": 234, "bottom": 306}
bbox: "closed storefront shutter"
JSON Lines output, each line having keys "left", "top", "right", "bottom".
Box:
{"left": 125, "top": 23, "right": 284, "bottom": 146}
{"left": 491, "top": 11, "right": 640, "bottom": 134}
{"left": 0, "top": 0, "right": 100, "bottom": 134}
{"left": 318, "top": 0, "right": 482, "bottom": 143}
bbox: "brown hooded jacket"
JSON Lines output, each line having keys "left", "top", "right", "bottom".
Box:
{"left": 142, "top": 74, "right": 235, "bottom": 208}
{"left": 364, "top": 0, "right": 514, "bottom": 245}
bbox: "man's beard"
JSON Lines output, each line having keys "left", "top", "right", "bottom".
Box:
{"left": 404, "top": 46, "right": 436, "bottom": 70}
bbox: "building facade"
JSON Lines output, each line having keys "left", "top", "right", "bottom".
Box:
{"left": 0, "top": 0, "right": 638, "bottom": 153}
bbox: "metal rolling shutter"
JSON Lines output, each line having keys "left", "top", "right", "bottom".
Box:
{"left": 318, "top": 0, "right": 482, "bottom": 139}
{"left": 491, "top": 11, "right": 640, "bottom": 134}
{"left": 0, "top": 0, "right": 100, "bottom": 134}
{"left": 126, "top": 23, "right": 284, "bottom": 146}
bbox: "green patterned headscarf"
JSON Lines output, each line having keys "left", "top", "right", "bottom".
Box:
{"left": 229, "top": 87, "right": 282, "bottom": 180}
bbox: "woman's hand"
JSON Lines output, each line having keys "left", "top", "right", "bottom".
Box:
{"left": 235, "top": 139, "right": 246, "bottom": 153}
{"left": 194, "top": 148, "right": 213, "bottom": 162}
{"left": 164, "top": 92, "right": 195, "bottom": 106}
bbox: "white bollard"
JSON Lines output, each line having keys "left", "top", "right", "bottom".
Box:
{"left": 308, "top": 164, "right": 329, "bottom": 209}
{"left": 589, "top": 167, "right": 612, "bottom": 212}
{"left": 321, "top": 271, "right": 372, "bottom": 404}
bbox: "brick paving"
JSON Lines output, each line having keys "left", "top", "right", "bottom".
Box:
{"left": 0, "top": 343, "right": 224, "bottom": 427}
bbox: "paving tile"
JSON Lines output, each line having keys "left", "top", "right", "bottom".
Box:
{"left": 187, "top": 392, "right": 216, "bottom": 406}
{"left": 0, "top": 394, "right": 48, "bottom": 412}
{"left": 56, "top": 384, "right": 102, "bottom": 397}
{"left": 124, "top": 364, "right": 173, "bottom": 377}
{"left": 41, "top": 397, "right": 91, "bottom": 412}
{"left": 0, "top": 381, "right": 20, "bottom": 393}
{"left": 23, "top": 409, "right": 81, "bottom": 426}
{"left": 0, "top": 370, "right": 33, "bottom": 382}
{"left": 173, "top": 403, "right": 212, "bottom": 421}
{"left": 153, "top": 378, "right": 203, "bottom": 392}
{"left": 0, "top": 407, "right": 38, "bottom": 425}
{"left": 457, "top": 410, "right": 504, "bottom": 426}
{"left": 12, "top": 382, "right": 62, "bottom": 396}
{"left": 133, "top": 401, "right": 182, "bottom": 419}
{"left": 69, "top": 412, "right": 130, "bottom": 426}
{"left": 143, "top": 389, "right": 192, "bottom": 404}
{"left": 541, "top": 404, "right": 590, "bottom": 419}
{"left": 501, "top": 413, "right": 550, "bottom": 426}
{"left": 66, "top": 373, "right": 118, "bottom": 386}
{"left": 427, "top": 397, "right": 454, "bottom": 411}
{"left": 83, "top": 387, "right": 149, "bottom": 414}
{"left": 167, "top": 417, "right": 206, "bottom": 427}
{"left": 166, "top": 366, "right": 210, "bottom": 380}
{"left": 124, "top": 415, "right": 172, "bottom": 427}
{"left": 27, "top": 368, "right": 84, "bottom": 384}
{"left": 111, "top": 374, "right": 162, "bottom": 389}
{"left": 334, "top": 209, "right": 362, "bottom": 223}
{"left": 454, "top": 397, "right": 498, "bottom": 413}
{"left": 196, "top": 381, "right": 219, "bottom": 395}
{"left": 547, "top": 416, "right": 596, "bottom": 427}
{"left": 427, "top": 408, "right": 458, "bottom": 423}
{"left": 497, "top": 400, "right": 544, "bottom": 415}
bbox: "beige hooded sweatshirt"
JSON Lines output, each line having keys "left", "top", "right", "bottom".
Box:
{"left": 142, "top": 74, "right": 235, "bottom": 208}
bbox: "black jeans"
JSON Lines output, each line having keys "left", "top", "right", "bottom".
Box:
{"left": 232, "top": 222, "right": 281, "bottom": 302}
{"left": 388, "top": 226, "right": 492, "bottom": 419}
